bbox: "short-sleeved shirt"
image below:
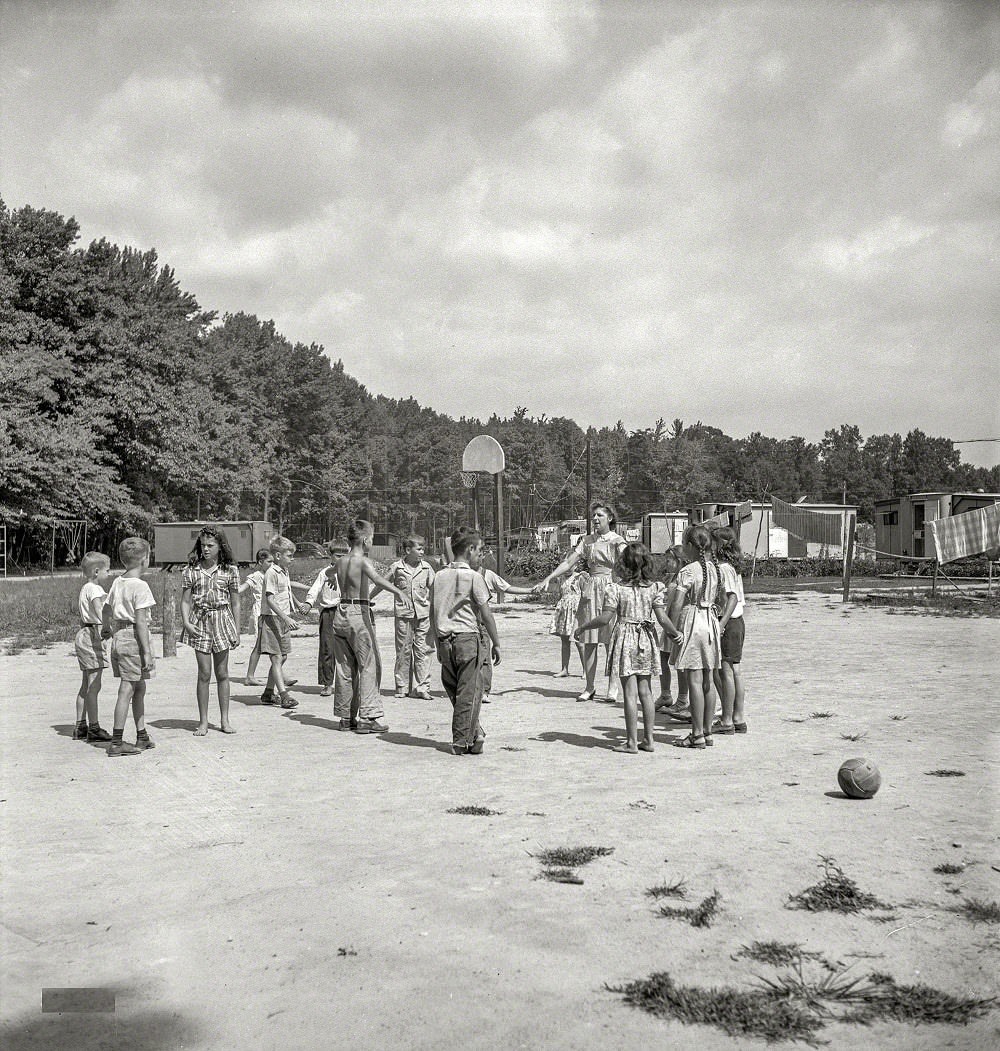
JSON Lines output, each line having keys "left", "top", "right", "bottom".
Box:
{"left": 78, "top": 581, "right": 107, "bottom": 625}
{"left": 720, "top": 563, "right": 745, "bottom": 618}
{"left": 674, "top": 561, "right": 720, "bottom": 609}
{"left": 306, "top": 565, "right": 341, "bottom": 611}
{"left": 244, "top": 569, "right": 266, "bottom": 609}
{"left": 105, "top": 575, "right": 156, "bottom": 623}
{"left": 479, "top": 568, "right": 511, "bottom": 606}
{"left": 431, "top": 563, "right": 490, "bottom": 636}
{"left": 261, "top": 564, "right": 292, "bottom": 617}
{"left": 182, "top": 563, "right": 240, "bottom": 610}
{"left": 387, "top": 559, "right": 435, "bottom": 617}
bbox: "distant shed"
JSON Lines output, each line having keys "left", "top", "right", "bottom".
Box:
{"left": 691, "top": 502, "right": 857, "bottom": 559}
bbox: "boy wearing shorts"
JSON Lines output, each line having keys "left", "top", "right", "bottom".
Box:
{"left": 259, "top": 535, "right": 299, "bottom": 709}
{"left": 429, "top": 527, "right": 501, "bottom": 755}
{"left": 382, "top": 535, "right": 435, "bottom": 700}
{"left": 73, "top": 551, "right": 113, "bottom": 742}
{"left": 239, "top": 548, "right": 272, "bottom": 685}
{"left": 101, "top": 537, "right": 156, "bottom": 757}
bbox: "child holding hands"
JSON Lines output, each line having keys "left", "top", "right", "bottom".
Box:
{"left": 550, "top": 568, "right": 589, "bottom": 677}
{"left": 72, "top": 551, "right": 113, "bottom": 742}
{"left": 258, "top": 536, "right": 300, "bottom": 710}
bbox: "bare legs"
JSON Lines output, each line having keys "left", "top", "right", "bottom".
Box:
{"left": 685, "top": 668, "right": 714, "bottom": 740}
{"left": 112, "top": 680, "right": 146, "bottom": 736}
{"left": 194, "top": 650, "right": 235, "bottom": 735}
{"left": 719, "top": 661, "right": 743, "bottom": 728}
{"left": 76, "top": 668, "right": 102, "bottom": 725}
{"left": 615, "top": 675, "right": 655, "bottom": 753}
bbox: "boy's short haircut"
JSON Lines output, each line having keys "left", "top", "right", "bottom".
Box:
{"left": 269, "top": 535, "right": 296, "bottom": 556}
{"left": 450, "top": 526, "right": 481, "bottom": 559}
{"left": 118, "top": 537, "right": 150, "bottom": 568}
{"left": 403, "top": 535, "right": 424, "bottom": 550}
{"left": 347, "top": 519, "right": 374, "bottom": 546}
{"left": 80, "top": 551, "right": 111, "bottom": 576}
{"left": 327, "top": 538, "right": 350, "bottom": 556}
{"left": 255, "top": 548, "right": 272, "bottom": 563}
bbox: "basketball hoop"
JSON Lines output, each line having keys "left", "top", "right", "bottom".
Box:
{"left": 460, "top": 471, "right": 481, "bottom": 488}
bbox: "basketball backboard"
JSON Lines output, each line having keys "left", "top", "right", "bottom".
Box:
{"left": 462, "top": 435, "right": 505, "bottom": 474}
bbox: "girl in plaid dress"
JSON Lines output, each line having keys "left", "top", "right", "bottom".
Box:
{"left": 180, "top": 527, "right": 241, "bottom": 736}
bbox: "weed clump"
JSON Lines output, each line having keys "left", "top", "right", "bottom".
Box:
{"left": 839, "top": 732, "right": 866, "bottom": 742}
{"left": 645, "top": 878, "right": 687, "bottom": 900}
{"left": 933, "top": 862, "right": 965, "bottom": 875}
{"left": 658, "top": 890, "right": 721, "bottom": 928}
{"left": 809, "top": 711, "right": 835, "bottom": 719}
{"left": 608, "top": 971, "right": 824, "bottom": 1044}
{"left": 954, "top": 898, "right": 1000, "bottom": 924}
{"left": 536, "top": 845, "right": 613, "bottom": 867}
{"left": 537, "top": 867, "right": 584, "bottom": 884}
{"left": 844, "top": 973, "right": 996, "bottom": 1026}
{"left": 446, "top": 805, "right": 503, "bottom": 816}
{"left": 787, "top": 856, "right": 891, "bottom": 914}
{"left": 737, "top": 941, "right": 821, "bottom": 968}
{"left": 925, "top": 769, "right": 965, "bottom": 777}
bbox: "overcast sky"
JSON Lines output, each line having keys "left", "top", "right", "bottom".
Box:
{"left": 2, "top": 0, "right": 997, "bottom": 465}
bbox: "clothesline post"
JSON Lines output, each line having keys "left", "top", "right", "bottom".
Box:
{"left": 841, "top": 514, "right": 856, "bottom": 603}
{"left": 931, "top": 560, "right": 939, "bottom": 598}
{"left": 162, "top": 567, "right": 178, "bottom": 658}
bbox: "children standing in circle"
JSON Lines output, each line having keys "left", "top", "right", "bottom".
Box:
{"left": 666, "top": 525, "right": 722, "bottom": 750}
{"left": 656, "top": 546, "right": 690, "bottom": 719}
{"left": 576, "top": 543, "right": 680, "bottom": 753}
{"left": 180, "top": 526, "right": 241, "bottom": 735}
{"left": 550, "top": 568, "right": 589, "bottom": 677}
{"left": 239, "top": 548, "right": 272, "bottom": 686}
{"left": 711, "top": 526, "right": 748, "bottom": 735}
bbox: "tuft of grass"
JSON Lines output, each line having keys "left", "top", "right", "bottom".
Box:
{"left": 756, "top": 960, "right": 878, "bottom": 1012}
{"left": 844, "top": 973, "right": 996, "bottom": 1026}
{"left": 608, "top": 971, "right": 824, "bottom": 1044}
{"left": 499, "top": 746, "right": 525, "bottom": 752}
{"left": 645, "top": 878, "right": 687, "bottom": 901}
{"left": 839, "top": 732, "right": 867, "bottom": 742}
{"left": 953, "top": 898, "right": 1000, "bottom": 924}
{"left": 659, "top": 890, "right": 721, "bottom": 928}
{"left": 787, "top": 856, "right": 891, "bottom": 914}
{"left": 536, "top": 845, "right": 613, "bottom": 868}
{"left": 933, "top": 863, "right": 965, "bottom": 875}
{"left": 809, "top": 711, "right": 835, "bottom": 719}
{"left": 446, "top": 805, "right": 503, "bottom": 816}
{"left": 925, "top": 769, "right": 965, "bottom": 777}
{"left": 538, "top": 867, "right": 583, "bottom": 884}
{"left": 337, "top": 946, "right": 357, "bottom": 957}
{"left": 783, "top": 717, "right": 807, "bottom": 723}
{"left": 737, "top": 941, "right": 816, "bottom": 968}
{"left": 888, "top": 714, "right": 908, "bottom": 721}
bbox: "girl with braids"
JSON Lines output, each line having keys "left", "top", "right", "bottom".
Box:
{"left": 180, "top": 526, "right": 241, "bottom": 735}
{"left": 666, "top": 525, "right": 722, "bottom": 749}
{"left": 711, "top": 526, "right": 748, "bottom": 735}
{"left": 576, "top": 543, "right": 679, "bottom": 753}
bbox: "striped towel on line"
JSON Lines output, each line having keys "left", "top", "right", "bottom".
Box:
{"left": 927, "top": 503, "right": 1000, "bottom": 564}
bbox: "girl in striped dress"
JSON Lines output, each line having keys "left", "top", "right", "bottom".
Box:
{"left": 550, "top": 569, "right": 589, "bottom": 677}
{"left": 180, "top": 526, "right": 241, "bottom": 736}
{"left": 667, "top": 525, "right": 722, "bottom": 750}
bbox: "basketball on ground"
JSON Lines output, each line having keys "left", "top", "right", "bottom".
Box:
{"left": 837, "top": 757, "right": 881, "bottom": 799}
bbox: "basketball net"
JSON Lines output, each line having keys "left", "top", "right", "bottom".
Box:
{"left": 460, "top": 471, "right": 481, "bottom": 489}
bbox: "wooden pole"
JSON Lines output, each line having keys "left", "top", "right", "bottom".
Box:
{"left": 50, "top": 525, "right": 56, "bottom": 575}
{"left": 584, "top": 433, "right": 592, "bottom": 516}
{"left": 161, "top": 567, "right": 178, "bottom": 657}
{"left": 495, "top": 470, "right": 505, "bottom": 581}
{"left": 842, "top": 514, "right": 856, "bottom": 602}
{"left": 932, "top": 560, "right": 939, "bottom": 597}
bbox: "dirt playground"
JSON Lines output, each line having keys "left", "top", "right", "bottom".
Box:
{"left": 1, "top": 590, "right": 997, "bottom": 1049}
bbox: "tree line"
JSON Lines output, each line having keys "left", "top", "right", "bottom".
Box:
{"left": 2, "top": 199, "right": 996, "bottom": 566}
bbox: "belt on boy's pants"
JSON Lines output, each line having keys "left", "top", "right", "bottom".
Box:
{"left": 340, "top": 599, "right": 372, "bottom": 606}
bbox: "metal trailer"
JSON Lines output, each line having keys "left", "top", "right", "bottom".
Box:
{"left": 874, "top": 492, "right": 1000, "bottom": 559}
{"left": 642, "top": 511, "right": 689, "bottom": 553}
{"left": 152, "top": 521, "right": 274, "bottom": 567}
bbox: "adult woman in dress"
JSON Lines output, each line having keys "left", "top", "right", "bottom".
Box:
{"left": 534, "top": 505, "right": 627, "bottom": 701}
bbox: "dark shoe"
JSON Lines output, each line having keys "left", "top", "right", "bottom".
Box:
{"left": 354, "top": 718, "right": 388, "bottom": 734}
{"left": 338, "top": 718, "right": 358, "bottom": 731}
{"left": 451, "top": 743, "right": 469, "bottom": 755}
{"left": 711, "top": 720, "right": 736, "bottom": 735}
{"left": 134, "top": 736, "right": 156, "bottom": 750}
{"left": 260, "top": 691, "right": 277, "bottom": 705}
{"left": 73, "top": 725, "right": 89, "bottom": 740}
{"left": 279, "top": 693, "right": 299, "bottom": 709}
{"left": 86, "top": 726, "right": 113, "bottom": 742}
{"left": 469, "top": 736, "right": 486, "bottom": 755}
{"left": 107, "top": 741, "right": 142, "bottom": 757}
{"left": 734, "top": 721, "right": 748, "bottom": 733}
{"left": 672, "top": 733, "right": 706, "bottom": 750}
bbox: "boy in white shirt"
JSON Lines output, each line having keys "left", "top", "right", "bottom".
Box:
{"left": 298, "top": 538, "right": 348, "bottom": 696}
{"left": 476, "top": 563, "right": 533, "bottom": 704}
{"left": 239, "top": 548, "right": 272, "bottom": 686}
{"left": 100, "top": 537, "right": 157, "bottom": 757}
{"left": 259, "top": 536, "right": 300, "bottom": 709}
{"left": 73, "top": 551, "right": 113, "bottom": 742}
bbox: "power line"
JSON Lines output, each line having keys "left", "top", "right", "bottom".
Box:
{"left": 953, "top": 438, "right": 1000, "bottom": 443}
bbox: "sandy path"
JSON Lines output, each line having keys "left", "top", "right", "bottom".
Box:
{"left": 1, "top": 592, "right": 997, "bottom": 1049}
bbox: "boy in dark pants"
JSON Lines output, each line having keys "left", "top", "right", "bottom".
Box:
{"left": 429, "top": 527, "right": 501, "bottom": 755}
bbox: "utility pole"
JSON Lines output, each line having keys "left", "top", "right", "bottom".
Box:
{"left": 585, "top": 430, "right": 592, "bottom": 517}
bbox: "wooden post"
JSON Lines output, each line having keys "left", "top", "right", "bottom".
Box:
{"left": 50, "top": 525, "right": 56, "bottom": 575}
{"left": 584, "top": 433, "right": 592, "bottom": 516}
{"left": 842, "top": 515, "right": 856, "bottom": 602}
{"left": 989, "top": 559, "right": 994, "bottom": 598}
{"left": 494, "top": 470, "right": 505, "bottom": 581}
{"left": 931, "top": 560, "right": 939, "bottom": 597}
{"left": 161, "top": 567, "right": 178, "bottom": 657}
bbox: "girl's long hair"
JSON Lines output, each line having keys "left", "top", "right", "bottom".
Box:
{"left": 189, "top": 526, "right": 236, "bottom": 568}
{"left": 715, "top": 526, "right": 742, "bottom": 567}
{"left": 661, "top": 546, "right": 682, "bottom": 583}
{"left": 683, "top": 525, "right": 714, "bottom": 603}
{"left": 615, "top": 542, "right": 655, "bottom": 586}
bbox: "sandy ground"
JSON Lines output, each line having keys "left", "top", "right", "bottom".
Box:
{"left": 1, "top": 591, "right": 998, "bottom": 1050}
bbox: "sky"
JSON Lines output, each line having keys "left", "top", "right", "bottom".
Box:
{"left": 2, "top": 0, "right": 998, "bottom": 466}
